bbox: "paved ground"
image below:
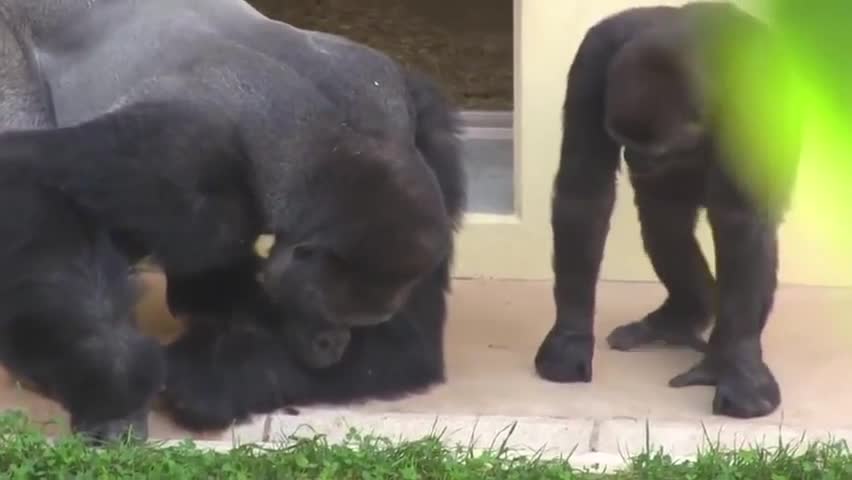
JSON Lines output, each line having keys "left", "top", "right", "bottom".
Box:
{"left": 3, "top": 275, "right": 850, "bottom": 463}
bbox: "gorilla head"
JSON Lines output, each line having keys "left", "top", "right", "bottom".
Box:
{"left": 258, "top": 130, "right": 452, "bottom": 367}
{"left": 603, "top": 29, "right": 711, "bottom": 173}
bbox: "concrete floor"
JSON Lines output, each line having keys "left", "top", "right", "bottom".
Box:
{"left": 2, "top": 274, "right": 851, "bottom": 459}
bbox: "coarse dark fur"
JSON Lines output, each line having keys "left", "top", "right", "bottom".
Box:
{"left": 535, "top": 2, "right": 802, "bottom": 419}
{"left": 0, "top": 0, "right": 466, "bottom": 442}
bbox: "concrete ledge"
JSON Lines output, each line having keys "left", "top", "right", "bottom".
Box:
{"left": 596, "top": 417, "right": 852, "bottom": 458}
{"left": 152, "top": 409, "right": 852, "bottom": 475}
{"left": 265, "top": 409, "right": 595, "bottom": 459}
{"left": 200, "top": 408, "right": 852, "bottom": 462}
{"left": 460, "top": 126, "right": 513, "bottom": 141}
{"left": 144, "top": 408, "right": 852, "bottom": 461}
{"left": 156, "top": 439, "right": 633, "bottom": 474}
{"left": 459, "top": 109, "right": 513, "bottom": 141}
{"left": 459, "top": 110, "right": 512, "bottom": 129}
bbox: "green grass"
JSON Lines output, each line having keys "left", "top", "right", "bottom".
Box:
{"left": 0, "top": 411, "right": 850, "bottom": 479}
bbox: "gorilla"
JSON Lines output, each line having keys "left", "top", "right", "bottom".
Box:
{"left": 535, "top": 2, "right": 802, "bottom": 418}
{"left": 0, "top": 0, "right": 465, "bottom": 441}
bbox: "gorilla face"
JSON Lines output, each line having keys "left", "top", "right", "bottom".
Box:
{"left": 281, "top": 314, "right": 353, "bottom": 370}
{"left": 258, "top": 134, "right": 452, "bottom": 362}
{"left": 261, "top": 229, "right": 445, "bottom": 368}
{"left": 261, "top": 240, "right": 423, "bottom": 328}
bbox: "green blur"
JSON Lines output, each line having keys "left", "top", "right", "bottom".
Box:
{"left": 767, "top": 0, "right": 852, "bottom": 233}
{"left": 715, "top": 1, "right": 852, "bottom": 245}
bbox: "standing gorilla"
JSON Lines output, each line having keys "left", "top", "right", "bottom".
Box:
{"left": 535, "top": 2, "right": 802, "bottom": 418}
{"left": 0, "top": 0, "right": 465, "bottom": 441}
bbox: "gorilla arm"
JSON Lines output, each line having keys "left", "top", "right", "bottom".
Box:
{"left": 668, "top": 13, "right": 804, "bottom": 417}
{"left": 0, "top": 99, "right": 264, "bottom": 274}
{"left": 0, "top": 98, "right": 361, "bottom": 368}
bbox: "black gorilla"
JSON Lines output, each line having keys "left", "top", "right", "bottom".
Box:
{"left": 535, "top": 2, "right": 802, "bottom": 418}
{"left": 0, "top": 0, "right": 465, "bottom": 441}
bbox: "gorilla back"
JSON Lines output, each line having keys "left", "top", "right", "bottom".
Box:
{"left": 536, "top": 2, "right": 801, "bottom": 420}
{"left": 0, "top": 0, "right": 466, "bottom": 434}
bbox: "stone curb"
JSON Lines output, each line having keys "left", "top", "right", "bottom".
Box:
{"left": 145, "top": 409, "right": 852, "bottom": 473}
{"left": 197, "top": 409, "right": 852, "bottom": 460}
{"left": 264, "top": 409, "right": 595, "bottom": 459}
{"left": 595, "top": 417, "right": 852, "bottom": 458}
{"left": 177, "top": 440, "right": 634, "bottom": 473}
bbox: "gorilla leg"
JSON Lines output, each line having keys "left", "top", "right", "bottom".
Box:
{"left": 670, "top": 181, "right": 781, "bottom": 418}
{"left": 0, "top": 99, "right": 263, "bottom": 276}
{"left": 607, "top": 176, "right": 714, "bottom": 352}
{"left": 534, "top": 21, "right": 623, "bottom": 384}
{"left": 0, "top": 188, "right": 164, "bottom": 443}
{"left": 159, "top": 260, "right": 448, "bottom": 431}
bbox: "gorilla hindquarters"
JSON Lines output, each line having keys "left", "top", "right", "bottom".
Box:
{"left": 537, "top": 3, "right": 800, "bottom": 419}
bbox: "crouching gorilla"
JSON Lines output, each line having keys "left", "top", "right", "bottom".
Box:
{"left": 0, "top": 0, "right": 465, "bottom": 441}
{"left": 535, "top": 2, "right": 802, "bottom": 418}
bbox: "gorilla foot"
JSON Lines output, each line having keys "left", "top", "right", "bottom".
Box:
{"left": 668, "top": 356, "right": 718, "bottom": 387}
{"left": 669, "top": 354, "right": 781, "bottom": 419}
{"left": 607, "top": 318, "right": 707, "bottom": 352}
{"left": 534, "top": 328, "right": 594, "bottom": 383}
{"left": 71, "top": 408, "right": 149, "bottom": 446}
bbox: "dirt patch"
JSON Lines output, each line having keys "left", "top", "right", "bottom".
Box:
{"left": 248, "top": 0, "right": 514, "bottom": 110}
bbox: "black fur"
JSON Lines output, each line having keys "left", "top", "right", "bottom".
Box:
{"left": 0, "top": 184, "right": 164, "bottom": 443}
{"left": 160, "top": 71, "right": 466, "bottom": 431}
{"left": 535, "top": 2, "right": 802, "bottom": 419}
{"left": 0, "top": 68, "right": 465, "bottom": 435}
